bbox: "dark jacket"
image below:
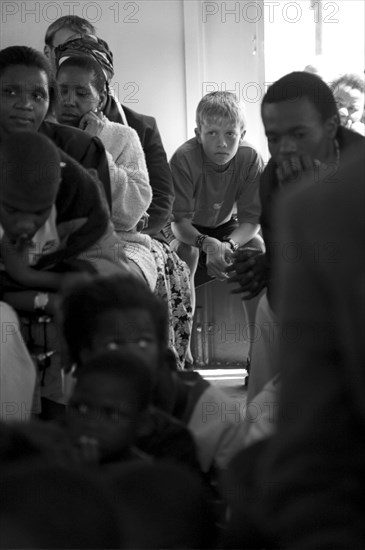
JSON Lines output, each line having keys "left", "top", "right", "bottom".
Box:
{"left": 103, "top": 96, "right": 174, "bottom": 240}
{"left": 259, "top": 127, "right": 364, "bottom": 307}
{"left": 260, "top": 140, "right": 365, "bottom": 549}
{"left": 40, "top": 121, "right": 112, "bottom": 210}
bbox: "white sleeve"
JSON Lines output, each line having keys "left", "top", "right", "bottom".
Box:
{"left": 98, "top": 120, "right": 152, "bottom": 232}
{"left": 0, "top": 302, "right": 36, "bottom": 421}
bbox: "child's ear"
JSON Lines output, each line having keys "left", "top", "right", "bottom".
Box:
{"left": 240, "top": 129, "right": 246, "bottom": 141}
{"left": 195, "top": 127, "right": 202, "bottom": 144}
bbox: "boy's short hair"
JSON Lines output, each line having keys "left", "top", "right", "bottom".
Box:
{"left": 76, "top": 350, "right": 153, "bottom": 412}
{"left": 0, "top": 45, "right": 58, "bottom": 114}
{"left": 196, "top": 91, "right": 246, "bottom": 131}
{"left": 330, "top": 73, "right": 365, "bottom": 94}
{"left": 262, "top": 71, "right": 338, "bottom": 122}
{"left": 44, "top": 15, "right": 96, "bottom": 46}
{"left": 60, "top": 274, "right": 169, "bottom": 365}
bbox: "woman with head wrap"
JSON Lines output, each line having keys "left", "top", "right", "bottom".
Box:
{"left": 54, "top": 34, "right": 193, "bottom": 367}
{"left": 56, "top": 54, "right": 156, "bottom": 289}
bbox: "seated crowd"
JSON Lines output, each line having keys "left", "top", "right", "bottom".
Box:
{"left": 0, "top": 14, "right": 364, "bottom": 550}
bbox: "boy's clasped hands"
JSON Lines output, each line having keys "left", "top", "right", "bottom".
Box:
{"left": 204, "top": 237, "right": 235, "bottom": 281}
{"left": 204, "top": 236, "right": 267, "bottom": 300}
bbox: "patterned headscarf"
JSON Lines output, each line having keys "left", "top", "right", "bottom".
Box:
{"left": 54, "top": 35, "right": 114, "bottom": 83}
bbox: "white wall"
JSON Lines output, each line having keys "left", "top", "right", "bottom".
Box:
{"left": 0, "top": 0, "right": 266, "bottom": 158}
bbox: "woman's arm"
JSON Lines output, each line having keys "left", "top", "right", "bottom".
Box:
{"left": 81, "top": 112, "right": 152, "bottom": 232}
{"left": 3, "top": 291, "right": 58, "bottom": 315}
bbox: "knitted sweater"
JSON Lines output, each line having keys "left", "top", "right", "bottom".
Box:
{"left": 98, "top": 117, "right": 157, "bottom": 289}
{"left": 98, "top": 117, "right": 152, "bottom": 235}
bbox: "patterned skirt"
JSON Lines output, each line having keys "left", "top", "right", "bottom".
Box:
{"left": 150, "top": 239, "right": 193, "bottom": 369}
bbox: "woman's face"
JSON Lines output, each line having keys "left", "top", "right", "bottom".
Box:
{"left": 0, "top": 65, "right": 50, "bottom": 139}
{"left": 56, "top": 65, "right": 101, "bottom": 127}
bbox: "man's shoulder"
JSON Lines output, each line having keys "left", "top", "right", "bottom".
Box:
{"left": 122, "top": 104, "right": 156, "bottom": 129}
{"left": 285, "top": 140, "right": 364, "bottom": 222}
{"left": 337, "top": 125, "right": 365, "bottom": 153}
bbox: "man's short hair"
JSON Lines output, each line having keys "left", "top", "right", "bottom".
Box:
{"left": 44, "top": 15, "right": 96, "bottom": 46}
{"left": 262, "top": 71, "right": 338, "bottom": 122}
{"left": 196, "top": 91, "right": 246, "bottom": 131}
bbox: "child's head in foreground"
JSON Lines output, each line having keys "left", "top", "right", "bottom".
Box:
{"left": 60, "top": 273, "right": 177, "bottom": 412}
{"left": 195, "top": 91, "right": 246, "bottom": 165}
{"left": 0, "top": 131, "right": 61, "bottom": 248}
{"left": 61, "top": 273, "right": 169, "bottom": 369}
{"left": 66, "top": 349, "right": 153, "bottom": 464}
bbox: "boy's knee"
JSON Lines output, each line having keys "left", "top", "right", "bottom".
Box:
{"left": 171, "top": 240, "right": 197, "bottom": 258}
{"left": 245, "top": 234, "right": 266, "bottom": 253}
{"left": 170, "top": 240, "right": 199, "bottom": 271}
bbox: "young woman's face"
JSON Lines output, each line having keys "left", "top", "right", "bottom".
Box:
{"left": 0, "top": 65, "right": 50, "bottom": 139}
{"left": 56, "top": 65, "right": 100, "bottom": 127}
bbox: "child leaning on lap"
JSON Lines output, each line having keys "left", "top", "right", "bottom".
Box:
{"left": 0, "top": 131, "right": 130, "bottom": 416}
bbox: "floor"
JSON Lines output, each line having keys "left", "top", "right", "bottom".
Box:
{"left": 197, "top": 368, "right": 248, "bottom": 403}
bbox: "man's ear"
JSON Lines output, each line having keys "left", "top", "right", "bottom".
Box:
{"left": 195, "top": 127, "right": 202, "bottom": 144}
{"left": 44, "top": 45, "right": 51, "bottom": 59}
{"left": 325, "top": 114, "right": 339, "bottom": 139}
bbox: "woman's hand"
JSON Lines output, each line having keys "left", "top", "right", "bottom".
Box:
{"left": 79, "top": 110, "right": 105, "bottom": 137}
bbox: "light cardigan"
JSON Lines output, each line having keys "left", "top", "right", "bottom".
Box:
{"left": 98, "top": 117, "right": 152, "bottom": 233}
{"left": 97, "top": 117, "right": 157, "bottom": 289}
